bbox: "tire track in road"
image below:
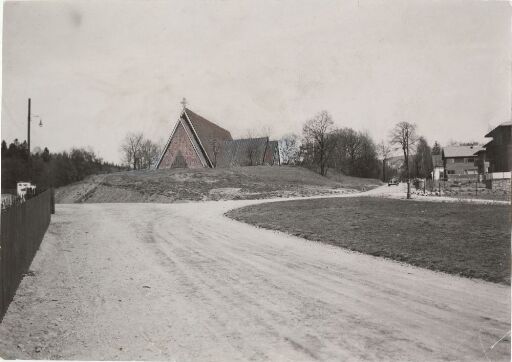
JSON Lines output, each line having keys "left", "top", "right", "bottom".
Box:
{"left": 148, "top": 204, "right": 509, "bottom": 360}
{"left": 0, "top": 200, "right": 509, "bottom": 361}
{"left": 149, "top": 211, "right": 316, "bottom": 361}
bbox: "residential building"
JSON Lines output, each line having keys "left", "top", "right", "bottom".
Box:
{"left": 481, "top": 122, "right": 511, "bottom": 173}
{"left": 441, "top": 145, "right": 482, "bottom": 180}
{"left": 477, "top": 122, "right": 511, "bottom": 190}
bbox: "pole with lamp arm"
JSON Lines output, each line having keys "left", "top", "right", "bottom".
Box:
{"left": 27, "top": 98, "right": 43, "bottom": 157}
{"left": 26, "top": 98, "right": 44, "bottom": 185}
{"left": 27, "top": 98, "right": 31, "bottom": 158}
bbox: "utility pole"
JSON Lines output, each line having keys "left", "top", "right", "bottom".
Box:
{"left": 27, "top": 98, "right": 31, "bottom": 158}
{"left": 406, "top": 128, "right": 411, "bottom": 199}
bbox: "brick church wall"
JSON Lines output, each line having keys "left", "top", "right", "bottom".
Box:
{"left": 159, "top": 122, "right": 204, "bottom": 169}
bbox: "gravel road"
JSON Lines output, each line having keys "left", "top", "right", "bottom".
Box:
{"left": 0, "top": 197, "right": 510, "bottom": 361}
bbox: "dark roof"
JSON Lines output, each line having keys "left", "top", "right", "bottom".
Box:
{"left": 266, "top": 140, "right": 280, "bottom": 165}
{"left": 183, "top": 108, "right": 233, "bottom": 165}
{"left": 216, "top": 137, "right": 269, "bottom": 167}
{"left": 432, "top": 154, "right": 443, "bottom": 167}
{"left": 443, "top": 145, "right": 483, "bottom": 158}
{"left": 485, "top": 121, "right": 512, "bottom": 137}
{"left": 268, "top": 140, "right": 279, "bottom": 159}
{"left": 473, "top": 149, "right": 486, "bottom": 155}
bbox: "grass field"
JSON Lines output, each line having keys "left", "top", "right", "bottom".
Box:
{"left": 226, "top": 197, "right": 511, "bottom": 284}
{"left": 55, "top": 166, "right": 382, "bottom": 203}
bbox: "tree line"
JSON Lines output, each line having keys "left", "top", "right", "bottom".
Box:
{"left": 1, "top": 139, "right": 124, "bottom": 191}
{"left": 119, "top": 132, "right": 162, "bottom": 170}
{"left": 278, "top": 111, "right": 439, "bottom": 191}
{"left": 278, "top": 111, "right": 382, "bottom": 179}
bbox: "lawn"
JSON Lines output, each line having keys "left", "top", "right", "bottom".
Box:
{"left": 226, "top": 197, "right": 511, "bottom": 284}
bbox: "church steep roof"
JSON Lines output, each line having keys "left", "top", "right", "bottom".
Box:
{"left": 183, "top": 108, "right": 233, "bottom": 166}
{"left": 216, "top": 137, "right": 269, "bottom": 167}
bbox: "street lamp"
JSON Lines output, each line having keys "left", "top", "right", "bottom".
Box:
{"left": 33, "top": 115, "right": 43, "bottom": 128}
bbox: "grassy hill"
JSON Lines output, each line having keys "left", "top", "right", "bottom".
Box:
{"left": 55, "top": 166, "right": 382, "bottom": 203}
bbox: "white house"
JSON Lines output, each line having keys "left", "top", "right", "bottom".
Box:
{"left": 17, "top": 182, "right": 36, "bottom": 199}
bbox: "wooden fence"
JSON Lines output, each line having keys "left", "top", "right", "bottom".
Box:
{"left": 0, "top": 189, "right": 54, "bottom": 321}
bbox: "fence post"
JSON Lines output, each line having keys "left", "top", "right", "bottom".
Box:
{"left": 0, "top": 213, "right": 4, "bottom": 321}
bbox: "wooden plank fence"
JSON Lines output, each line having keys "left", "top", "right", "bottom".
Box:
{"left": 0, "top": 189, "right": 54, "bottom": 321}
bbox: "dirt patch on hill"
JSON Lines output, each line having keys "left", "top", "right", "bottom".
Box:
{"left": 55, "top": 166, "right": 382, "bottom": 204}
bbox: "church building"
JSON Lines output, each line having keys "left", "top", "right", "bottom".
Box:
{"left": 156, "top": 105, "right": 279, "bottom": 169}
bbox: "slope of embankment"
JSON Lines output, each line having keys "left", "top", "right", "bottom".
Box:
{"left": 55, "top": 166, "right": 382, "bottom": 203}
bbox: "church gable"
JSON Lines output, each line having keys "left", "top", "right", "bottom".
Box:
{"left": 158, "top": 121, "right": 206, "bottom": 169}
{"left": 156, "top": 105, "right": 279, "bottom": 169}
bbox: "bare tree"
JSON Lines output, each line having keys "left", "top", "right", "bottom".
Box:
{"left": 259, "top": 126, "right": 272, "bottom": 138}
{"left": 302, "top": 111, "right": 335, "bottom": 176}
{"left": 120, "top": 132, "right": 144, "bottom": 170}
{"left": 331, "top": 129, "right": 380, "bottom": 178}
{"left": 119, "top": 134, "right": 162, "bottom": 170}
{"left": 389, "top": 122, "right": 418, "bottom": 199}
{"left": 278, "top": 134, "right": 300, "bottom": 165}
{"left": 245, "top": 126, "right": 271, "bottom": 138}
{"left": 139, "top": 139, "right": 161, "bottom": 169}
{"left": 377, "top": 141, "right": 392, "bottom": 182}
{"left": 340, "top": 128, "right": 362, "bottom": 175}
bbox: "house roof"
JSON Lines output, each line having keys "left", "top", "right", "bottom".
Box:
{"left": 485, "top": 121, "right": 512, "bottom": 137}
{"left": 443, "top": 145, "right": 483, "bottom": 158}
{"left": 183, "top": 108, "right": 233, "bottom": 165}
{"left": 216, "top": 137, "right": 269, "bottom": 167}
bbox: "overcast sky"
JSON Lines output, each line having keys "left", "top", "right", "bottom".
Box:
{"left": 1, "top": 0, "right": 510, "bottom": 163}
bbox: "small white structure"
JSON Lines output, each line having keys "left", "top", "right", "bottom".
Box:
{"left": 485, "top": 171, "right": 512, "bottom": 180}
{"left": 432, "top": 154, "right": 444, "bottom": 181}
{"left": 432, "top": 167, "right": 444, "bottom": 181}
{"left": 17, "top": 182, "right": 36, "bottom": 199}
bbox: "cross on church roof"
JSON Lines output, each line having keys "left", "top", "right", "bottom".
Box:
{"left": 181, "top": 97, "right": 187, "bottom": 109}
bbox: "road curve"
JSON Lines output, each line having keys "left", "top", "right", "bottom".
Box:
{"left": 0, "top": 198, "right": 510, "bottom": 361}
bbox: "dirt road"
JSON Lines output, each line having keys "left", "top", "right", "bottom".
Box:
{"left": 0, "top": 198, "right": 510, "bottom": 361}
